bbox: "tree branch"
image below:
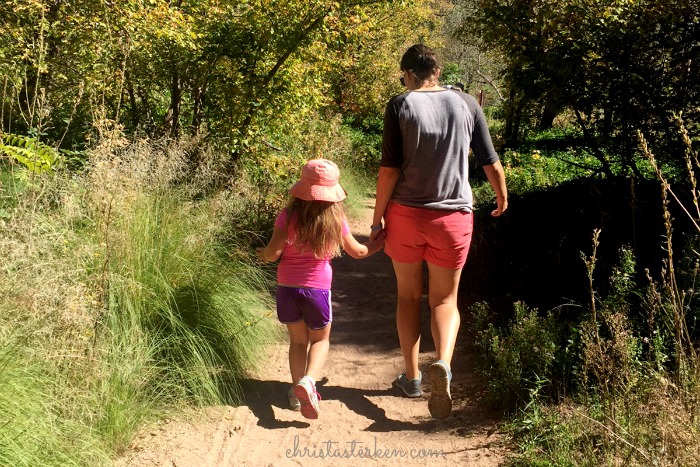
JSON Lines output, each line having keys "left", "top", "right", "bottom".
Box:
{"left": 476, "top": 69, "right": 505, "bottom": 101}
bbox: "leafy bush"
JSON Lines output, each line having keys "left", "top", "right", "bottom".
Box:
{"left": 473, "top": 301, "right": 561, "bottom": 410}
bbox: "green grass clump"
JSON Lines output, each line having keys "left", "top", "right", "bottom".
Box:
{"left": 0, "top": 332, "right": 111, "bottom": 466}
{"left": 101, "top": 189, "right": 277, "bottom": 404}
{"left": 86, "top": 143, "right": 279, "bottom": 450}
{"left": 0, "top": 138, "right": 280, "bottom": 460}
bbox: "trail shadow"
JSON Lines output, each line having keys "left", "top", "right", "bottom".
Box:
{"left": 239, "top": 378, "right": 309, "bottom": 429}
{"left": 240, "top": 376, "right": 415, "bottom": 431}
{"left": 329, "top": 234, "right": 399, "bottom": 352}
{"left": 241, "top": 376, "right": 500, "bottom": 435}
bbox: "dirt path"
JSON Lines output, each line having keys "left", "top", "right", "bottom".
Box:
{"left": 117, "top": 201, "right": 509, "bottom": 467}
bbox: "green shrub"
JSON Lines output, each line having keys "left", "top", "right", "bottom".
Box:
{"left": 473, "top": 301, "right": 560, "bottom": 410}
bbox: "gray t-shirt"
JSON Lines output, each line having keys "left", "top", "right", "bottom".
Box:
{"left": 380, "top": 89, "right": 499, "bottom": 211}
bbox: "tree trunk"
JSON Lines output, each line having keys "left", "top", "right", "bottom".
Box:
{"left": 504, "top": 88, "right": 521, "bottom": 147}
{"left": 165, "top": 64, "right": 181, "bottom": 137}
{"left": 191, "top": 85, "right": 205, "bottom": 134}
{"left": 125, "top": 71, "right": 140, "bottom": 131}
{"left": 539, "top": 104, "right": 557, "bottom": 130}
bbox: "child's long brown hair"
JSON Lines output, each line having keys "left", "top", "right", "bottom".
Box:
{"left": 286, "top": 197, "right": 345, "bottom": 258}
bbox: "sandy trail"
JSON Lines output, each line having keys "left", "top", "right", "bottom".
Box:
{"left": 117, "top": 201, "right": 508, "bottom": 466}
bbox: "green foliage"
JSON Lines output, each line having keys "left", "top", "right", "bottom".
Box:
{"left": 462, "top": 0, "right": 699, "bottom": 172}
{"left": 90, "top": 143, "right": 279, "bottom": 413}
{"left": 342, "top": 119, "right": 383, "bottom": 174}
{"left": 0, "top": 333, "right": 111, "bottom": 466}
{"left": 1, "top": 132, "right": 61, "bottom": 173}
{"left": 498, "top": 238, "right": 700, "bottom": 464}
{"left": 473, "top": 301, "right": 561, "bottom": 410}
{"left": 506, "top": 381, "right": 700, "bottom": 466}
{"left": 0, "top": 138, "right": 280, "bottom": 459}
{"left": 499, "top": 147, "right": 600, "bottom": 195}
{"left": 0, "top": 0, "right": 448, "bottom": 160}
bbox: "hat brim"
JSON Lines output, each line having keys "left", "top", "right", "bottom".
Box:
{"left": 289, "top": 181, "right": 347, "bottom": 202}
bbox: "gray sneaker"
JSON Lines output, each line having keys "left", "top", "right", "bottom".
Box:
{"left": 394, "top": 371, "right": 423, "bottom": 398}
{"left": 428, "top": 360, "right": 453, "bottom": 420}
{"left": 288, "top": 387, "right": 301, "bottom": 411}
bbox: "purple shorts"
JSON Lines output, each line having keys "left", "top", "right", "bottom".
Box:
{"left": 276, "top": 286, "right": 332, "bottom": 330}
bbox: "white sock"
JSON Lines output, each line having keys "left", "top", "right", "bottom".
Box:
{"left": 302, "top": 375, "right": 316, "bottom": 387}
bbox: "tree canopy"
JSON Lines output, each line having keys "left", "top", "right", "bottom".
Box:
{"left": 1, "top": 0, "right": 446, "bottom": 153}
{"left": 459, "top": 0, "right": 699, "bottom": 175}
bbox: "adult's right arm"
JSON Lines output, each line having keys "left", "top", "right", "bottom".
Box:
{"left": 370, "top": 166, "right": 400, "bottom": 240}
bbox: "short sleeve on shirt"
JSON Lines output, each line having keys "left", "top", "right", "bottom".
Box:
{"left": 274, "top": 208, "right": 288, "bottom": 230}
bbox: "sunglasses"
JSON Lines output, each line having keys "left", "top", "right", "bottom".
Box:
{"left": 399, "top": 70, "right": 412, "bottom": 87}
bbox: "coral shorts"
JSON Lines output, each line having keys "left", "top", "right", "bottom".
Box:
{"left": 384, "top": 202, "right": 474, "bottom": 269}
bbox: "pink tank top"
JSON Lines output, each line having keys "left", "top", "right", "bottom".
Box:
{"left": 274, "top": 208, "right": 350, "bottom": 289}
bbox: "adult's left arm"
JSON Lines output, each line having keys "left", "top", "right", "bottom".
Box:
{"left": 482, "top": 160, "right": 508, "bottom": 217}
{"left": 370, "top": 166, "right": 400, "bottom": 240}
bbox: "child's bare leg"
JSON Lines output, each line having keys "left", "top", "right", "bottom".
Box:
{"left": 287, "top": 321, "right": 309, "bottom": 384}
{"left": 305, "top": 324, "right": 332, "bottom": 381}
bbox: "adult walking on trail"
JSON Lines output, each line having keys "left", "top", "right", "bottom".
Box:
{"left": 257, "top": 158, "right": 384, "bottom": 420}
{"left": 369, "top": 44, "right": 508, "bottom": 420}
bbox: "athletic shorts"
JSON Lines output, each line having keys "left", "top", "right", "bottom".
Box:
{"left": 275, "top": 286, "right": 332, "bottom": 330}
{"left": 384, "top": 202, "right": 474, "bottom": 269}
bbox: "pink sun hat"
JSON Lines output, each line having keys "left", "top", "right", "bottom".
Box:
{"left": 289, "top": 158, "right": 347, "bottom": 202}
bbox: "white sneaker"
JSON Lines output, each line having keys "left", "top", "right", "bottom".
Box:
{"left": 294, "top": 376, "right": 321, "bottom": 419}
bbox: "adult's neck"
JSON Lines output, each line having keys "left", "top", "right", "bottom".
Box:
{"left": 413, "top": 84, "right": 444, "bottom": 92}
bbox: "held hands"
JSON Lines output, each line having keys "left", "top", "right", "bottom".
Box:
{"left": 369, "top": 232, "right": 385, "bottom": 251}
{"left": 364, "top": 223, "right": 385, "bottom": 256}
{"left": 369, "top": 222, "right": 383, "bottom": 241}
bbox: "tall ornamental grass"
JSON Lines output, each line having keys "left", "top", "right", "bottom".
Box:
{"left": 0, "top": 331, "right": 111, "bottom": 466}
{"left": 0, "top": 136, "right": 279, "bottom": 461}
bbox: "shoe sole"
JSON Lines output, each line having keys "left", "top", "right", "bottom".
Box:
{"left": 294, "top": 384, "right": 319, "bottom": 419}
{"left": 428, "top": 363, "right": 452, "bottom": 420}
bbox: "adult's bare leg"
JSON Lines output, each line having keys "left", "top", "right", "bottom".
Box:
{"left": 392, "top": 260, "right": 424, "bottom": 380}
{"left": 427, "top": 263, "right": 463, "bottom": 368}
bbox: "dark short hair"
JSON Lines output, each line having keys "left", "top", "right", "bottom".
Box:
{"left": 453, "top": 82, "right": 464, "bottom": 91}
{"left": 400, "top": 44, "right": 440, "bottom": 82}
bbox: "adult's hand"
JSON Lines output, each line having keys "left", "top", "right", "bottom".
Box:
{"left": 491, "top": 196, "right": 508, "bottom": 217}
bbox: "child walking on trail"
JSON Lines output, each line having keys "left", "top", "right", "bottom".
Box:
{"left": 256, "top": 158, "right": 384, "bottom": 420}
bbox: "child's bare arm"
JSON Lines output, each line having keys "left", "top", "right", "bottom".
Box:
{"left": 256, "top": 227, "right": 287, "bottom": 262}
{"left": 342, "top": 232, "right": 384, "bottom": 259}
